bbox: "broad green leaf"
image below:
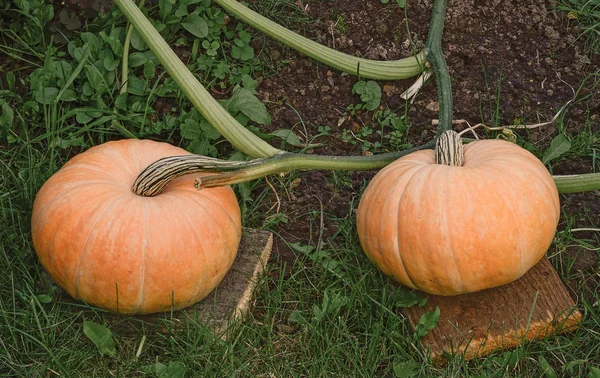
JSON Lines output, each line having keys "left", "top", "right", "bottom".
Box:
{"left": 227, "top": 86, "right": 271, "bottom": 125}
{"left": 393, "top": 360, "right": 417, "bottom": 377}
{"left": 391, "top": 287, "right": 428, "bottom": 308}
{"left": 396, "top": 0, "right": 407, "bottom": 7}
{"left": 6, "top": 71, "right": 15, "bottom": 91}
{"left": 145, "top": 361, "right": 187, "bottom": 378}
{"left": 182, "top": 14, "right": 208, "bottom": 38}
{"left": 57, "top": 89, "right": 77, "bottom": 102}
{"left": 131, "top": 30, "right": 147, "bottom": 51}
{"left": 589, "top": 367, "right": 600, "bottom": 378}
{"left": 34, "top": 87, "right": 59, "bottom": 104}
{"left": 200, "top": 119, "right": 221, "bottom": 140}
{"left": 115, "top": 93, "right": 128, "bottom": 110}
{"left": 174, "top": 4, "right": 189, "bottom": 17}
{"left": 538, "top": 356, "right": 558, "bottom": 378}
{"left": 180, "top": 119, "right": 202, "bottom": 140}
{"left": 353, "top": 80, "right": 382, "bottom": 111}
{"left": 0, "top": 101, "right": 14, "bottom": 129}
{"left": 129, "top": 52, "right": 149, "bottom": 68}
{"left": 85, "top": 65, "right": 105, "bottom": 90}
{"left": 542, "top": 134, "right": 571, "bottom": 165}
{"left": 83, "top": 321, "right": 116, "bottom": 357}
{"left": 15, "top": 0, "right": 29, "bottom": 13}
{"left": 270, "top": 129, "right": 302, "bottom": 146}
{"left": 144, "top": 61, "right": 156, "bottom": 79}
{"left": 127, "top": 76, "right": 146, "bottom": 96}
{"left": 414, "top": 306, "right": 440, "bottom": 338}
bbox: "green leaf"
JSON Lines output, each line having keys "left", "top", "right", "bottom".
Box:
{"left": 34, "top": 87, "right": 59, "bottom": 104}
{"left": 200, "top": 119, "right": 221, "bottom": 140}
{"left": 352, "top": 80, "right": 382, "bottom": 111}
{"left": 127, "top": 76, "right": 146, "bottom": 96}
{"left": 145, "top": 361, "right": 187, "bottom": 378}
{"left": 391, "top": 287, "right": 427, "bottom": 308}
{"left": 6, "top": 71, "right": 15, "bottom": 91}
{"left": 131, "top": 29, "right": 147, "bottom": 51}
{"left": 393, "top": 359, "right": 417, "bottom": 377}
{"left": 589, "top": 367, "right": 600, "bottom": 378}
{"left": 129, "top": 52, "right": 149, "bottom": 68}
{"left": 227, "top": 86, "right": 271, "bottom": 125}
{"left": 159, "top": 0, "right": 173, "bottom": 19}
{"left": 396, "top": 0, "right": 407, "bottom": 7}
{"left": 83, "top": 321, "right": 116, "bottom": 357}
{"left": 270, "top": 129, "right": 302, "bottom": 146}
{"left": 180, "top": 119, "right": 202, "bottom": 139}
{"left": 144, "top": 61, "right": 156, "bottom": 79}
{"left": 85, "top": 65, "right": 105, "bottom": 90}
{"left": 538, "top": 356, "right": 558, "bottom": 378}
{"left": 414, "top": 306, "right": 440, "bottom": 338}
{"left": 115, "top": 93, "right": 128, "bottom": 110}
{"left": 15, "top": 0, "right": 30, "bottom": 13}
{"left": 182, "top": 14, "right": 208, "bottom": 38}
{"left": 542, "top": 134, "right": 571, "bottom": 165}
{"left": 0, "top": 101, "right": 14, "bottom": 129}
{"left": 231, "top": 45, "right": 254, "bottom": 61}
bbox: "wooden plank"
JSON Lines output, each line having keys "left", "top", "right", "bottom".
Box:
{"left": 404, "top": 257, "right": 582, "bottom": 364}
{"left": 183, "top": 227, "right": 273, "bottom": 336}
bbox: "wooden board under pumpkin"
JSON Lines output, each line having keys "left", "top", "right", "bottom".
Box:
{"left": 404, "top": 257, "right": 582, "bottom": 364}
{"left": 180, "top": 227, "right": 273, "bottom": 336}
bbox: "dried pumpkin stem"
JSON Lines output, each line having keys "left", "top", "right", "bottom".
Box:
{"left": 132, "top": 155, "right": 267, "bottom": 197}
{"left": 435, "top": 130, "right": 463, "bottom": 166}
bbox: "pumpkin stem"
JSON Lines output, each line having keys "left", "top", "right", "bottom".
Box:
{"left": 435, "top": 130, "right": 464, "bottom": 166}
{"left": 132, "top": 155, "right": 265, "bottom": 196}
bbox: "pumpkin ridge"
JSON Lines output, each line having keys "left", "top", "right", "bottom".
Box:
{"left": 477, "top": 159, "right": 550, "bottom": 277}
{"left": 136, "top": 205, "right": 150, "bottom": 313}
{"left": 171, "top": 196, "right": 212, "bottom": 301}
{"left": 193, "top": 188, "right": 242, "bottom": 240}
{"left": 501, "top": 155, "right": 561, "bottom": 217}
{"left": 73, "top": 196, "right": 126, "bottom": 300}
{"left": 32, "top": 180, "right": 120, "bottom": 227}
{"left": 442, "top": 167, "right": 468, "bottom": 294}
{"left": 369, "top": 163, "right": 415, "bottom": 278}
{"left": 393, "top": 163, "right": 431, "bottom": 289}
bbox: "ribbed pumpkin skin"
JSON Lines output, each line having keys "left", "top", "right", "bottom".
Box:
{"left": 31, "top": 139, "right": 242, "bottom": 314}
{"left": 356, "top": 140, "right": 560, "bottom": 296}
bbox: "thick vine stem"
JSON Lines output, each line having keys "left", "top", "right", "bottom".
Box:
{"left": 435, "top": 130, "right": 463, "bottom": 166}
{"left": 553, "top": 173, "right": 600, "bottom": 194}
{"left": 215, "top": 0, "right": 426, "bottom": 80}
{"left": 194, "top": 143, "right": 436, "bottom": 188}
{"left": 114, "top": 0, "right": 280, "bottom": 158}
{"left": 424, "top": 0, "right": 452, "bottom": 135}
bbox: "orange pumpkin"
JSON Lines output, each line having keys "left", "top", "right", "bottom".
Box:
{"left": 356, "top": 135, "right": 560, "bottom": 295}
{"left": 31, "top": 139, "right": 241, "bottom": 314}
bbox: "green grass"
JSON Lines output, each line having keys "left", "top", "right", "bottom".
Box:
{"left": 1, "top": 0, "right": 600, "bottom": 377}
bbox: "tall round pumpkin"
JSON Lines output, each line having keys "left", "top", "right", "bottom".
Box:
{"left": 356, "top": 134, "right": 560, "bottom": 295}
{"left": 31, "top": 139, "right": 242, "bottom": 314}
